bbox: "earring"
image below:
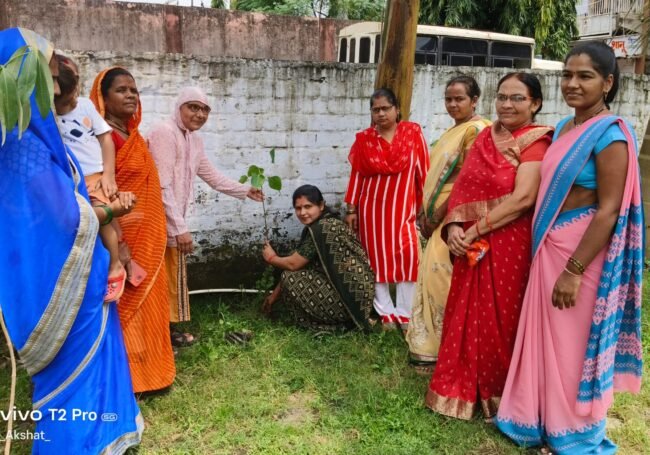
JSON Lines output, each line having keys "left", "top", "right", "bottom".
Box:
{"left": 603, "top": 90, "right": 609, "bottom": 101}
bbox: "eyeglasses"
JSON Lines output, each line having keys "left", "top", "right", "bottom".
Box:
{"left": 185, "top": 103, "right": 211, "bottom": 114}
{"left": 370, "top": 105, "right": 394, "bottom": 114}
{"left": 495, "top": 94, "right": 532, "bottom": 104}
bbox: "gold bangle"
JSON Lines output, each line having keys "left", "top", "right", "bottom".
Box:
{"left": 475, "top": 219, "right": 483, "bottom": 237}
{"left": 567, "top": 256, "right": 585, "bottom": 274}
{"left": 564, "top": 267, "right": 581, "bottom": 277}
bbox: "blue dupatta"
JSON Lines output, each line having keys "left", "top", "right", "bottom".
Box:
{"left": 532, "top": 115, "right": 644, "bottom": 418}
{"left": 0, "top": 28, "right": 142, "bottom": 453}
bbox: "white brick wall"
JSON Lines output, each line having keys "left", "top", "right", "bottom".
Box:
{"left": 70, "top": 52, "right": 650, "bottom": 265}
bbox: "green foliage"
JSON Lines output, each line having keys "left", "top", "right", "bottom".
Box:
{"left": 211, "top": 0, "right": 226, "bottom": 8}
{"left": 232, "top": 0, "right": 384, "bottom": 20}
{"left": 0, "top": 45, "right": 53, "bottom": 144}
{"left": 419, "top": 0, "right": 578, "bottom": 60}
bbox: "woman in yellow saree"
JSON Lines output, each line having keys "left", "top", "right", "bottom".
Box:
{"left": 406, "top": 76, "right": 491, "bottom": 369}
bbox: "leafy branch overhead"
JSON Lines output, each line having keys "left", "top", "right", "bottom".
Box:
{"left": 0, "top": 45, "right": 54, "bottom": 144}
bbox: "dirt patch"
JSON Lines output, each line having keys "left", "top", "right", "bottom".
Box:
{"left": 273, "top": 391, "right": 319, "bottom": 427}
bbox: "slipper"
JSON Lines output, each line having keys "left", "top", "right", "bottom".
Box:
{"left": 105, "top": 269, "right": 127, "bottom": 302}
{"left": 125, "top": 259, "right": 147, "bottom": 287}
{"left": 170, "top": 330, "right": 196, "bottom": 347}
{"left": 224, "top": 330, "right": 254, "bottom": 346}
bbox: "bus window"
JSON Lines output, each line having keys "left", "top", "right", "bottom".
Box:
{"left": 415, "top": 35, "right": 437, "bottom": 66}
{"left": 339, "top": 38, "right": 348, "bottom": 63}
{"left": 491, "top": 42, "right": 532, "bottom": 68}
{"left": 441, "top": 38, "right": 488, "bottom": 67}
{"left": 350, "top": 38, "right": 356, "bottom": 63}
{"left": 374, "top": 35, "right": 381, "bottom": 63}
{"left": 359, "top": 37, "right": 371, "bottom": 63}
{"left": 493, "top": 58, "right": 514, "bottom": 68}
{"left": 450, "top": 55, "right": 473, "bottom": 66}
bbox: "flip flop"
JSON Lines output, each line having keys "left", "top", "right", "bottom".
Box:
{"left": 170, "top": 330, "right": 196, "bottom": 347}
{"left": 224, "top": 330, "right": 254, "bottom": 346}
{"left": 105, "top": 269, "right": 126, "bottom": 302}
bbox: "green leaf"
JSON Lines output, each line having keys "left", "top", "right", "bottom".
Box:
{"left": 0, "top": 68, "right": 20, "bottom": 142}
{"left": 34, "top": 50, "right": 54, "bottom": 119}
{"left": 269, "top": 147, "right": 276, "bottom": 164}
{"left": 247, "top": 164, "right": 262, "bottom": 177}
{"left": 250, "top": 173, "right": 265, "bottom": 189}
{"left": 268, "top": 175, "right": 282, "bottom": 191}
{"left": 16, "top": 49, "right": 37, "bottom": 105}
{"left": 239, "top": 175, "right": 248, "bottom": 184}
{"left": 4, "top": 46, "right": 28, "bottom": 79}
{"left": 18, "top": 98, "right": 31, "bottom": 138}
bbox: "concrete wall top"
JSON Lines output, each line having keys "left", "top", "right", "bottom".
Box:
{"left": 0, "top": 0, "right": 352, "bottom": 61}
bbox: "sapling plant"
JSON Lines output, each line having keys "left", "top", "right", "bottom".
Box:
{"left": 0, "top": 44, "right": 54, "bottom": 144}
{"left": 239, "top": 148, "right": 282, "bottom": 239}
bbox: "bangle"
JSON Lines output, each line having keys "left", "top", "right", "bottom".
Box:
{"left": 567, "top": 256, "right": 585, "bottom": 274}
{"left": 485, "top": 212, "right": 494, "bottom": 231}
{"left": 99, "top": 205, "right": 113, "bottom": 226}
{"left": 475, "top": 219, "right": 483, "bottom": 237}
{"left": 564, "top": 267, "right": 581, "bottom": 277}
{"left": 346, "top": 210, "right": 357, "bottom": 215}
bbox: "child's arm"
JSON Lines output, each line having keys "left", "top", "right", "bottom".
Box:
{"left": 97, "top": 132, "right": 118, "bottom": 198}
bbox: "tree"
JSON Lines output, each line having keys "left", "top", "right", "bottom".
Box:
{"left": 227, "top": 0, "right": 385, "bottom": 20}
{"left": 419, "top": 0, "right": 578, "bottom": 60}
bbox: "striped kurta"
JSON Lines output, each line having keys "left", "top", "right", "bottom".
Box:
{"left": 345, "top": 122, "right": 429, "bottom": 283}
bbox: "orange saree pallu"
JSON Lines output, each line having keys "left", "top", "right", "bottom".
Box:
{"left": 91, "top": 68, "right": 175, "bottom": 393}
{"left": 425, "top": 123, "right": 552, "bottom": 419}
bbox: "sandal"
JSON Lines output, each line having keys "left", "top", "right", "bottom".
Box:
{"left": 105, "top": 269, "right": 127, "bottom": 302}
{"left": 224, "top": 330, "right": 254, "bottom": 346}
{"left": 170, "top": 330, "right": 196, "bottom": 347}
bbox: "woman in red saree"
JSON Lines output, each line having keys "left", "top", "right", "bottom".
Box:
{"left": 426, "top": 73, "right": 553, "bottom": 419}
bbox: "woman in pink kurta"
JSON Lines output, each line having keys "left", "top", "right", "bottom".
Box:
{"left": 147, "top": 87, "right": 263, "bottom": 345}
{"left": 344, "top": 88, "right": 429, "bottom": 330}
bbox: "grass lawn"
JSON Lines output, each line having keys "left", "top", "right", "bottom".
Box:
{"left": 1, "top": 275, "right": 649, "bottom": 454}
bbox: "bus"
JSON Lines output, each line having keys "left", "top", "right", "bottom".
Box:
{"left": 338, "top": 22, "right": 563, "bottom": 70}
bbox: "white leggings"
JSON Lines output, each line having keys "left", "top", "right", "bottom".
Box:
{"left": 373, "top": 282, "right": 416, "bottom": 318}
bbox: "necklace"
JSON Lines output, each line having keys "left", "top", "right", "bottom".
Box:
{"left": 106, "top": 117, "right": 129, "bottom": 136}
{"left": 573, "top": 106, "right": 606, "bottom": 127}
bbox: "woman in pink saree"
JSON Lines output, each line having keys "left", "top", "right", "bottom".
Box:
{"left": 496, "top": 42, "right": 643, "bottom": 454}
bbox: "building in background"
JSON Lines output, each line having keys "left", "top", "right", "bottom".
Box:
{"left": 576, "top": 0, "right": 647, "bottom": 73}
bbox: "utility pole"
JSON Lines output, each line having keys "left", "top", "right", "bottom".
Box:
{"left": 374, "top": 0, "right": 420, "bottom": 121}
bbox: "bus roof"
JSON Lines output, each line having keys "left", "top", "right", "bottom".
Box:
{"left": 339, "top": 22, "right": 535, "bottom": 45}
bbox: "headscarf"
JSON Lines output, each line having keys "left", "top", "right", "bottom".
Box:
{"left": 0, "top": 28, "right": 104, "bottom": 375}
{"left": 173, "top": 86, "right": 211, "bottom": 131}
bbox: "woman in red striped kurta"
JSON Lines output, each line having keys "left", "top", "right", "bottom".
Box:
{"left": 345, "top": 88, "right": 429, "bottom": 330}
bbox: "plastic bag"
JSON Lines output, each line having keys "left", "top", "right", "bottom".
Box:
{"left": 466, "top": 238, "right": 490, "bottom": 267}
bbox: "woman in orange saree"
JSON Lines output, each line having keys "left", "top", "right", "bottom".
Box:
{"left": 91, "top": 67, "right": 176, "bottom": 393}
{"left": 425, "top": 73, "right": 553, "bottom": 419}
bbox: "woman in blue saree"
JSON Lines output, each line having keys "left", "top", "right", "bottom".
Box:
{"left": 496, "top": 42, "right": 643, "bottom": 454}
{"left": 0, "top": 28, "right": 142, "bottom": 453}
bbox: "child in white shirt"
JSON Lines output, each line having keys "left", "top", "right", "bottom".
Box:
{"left": 54, "top": 55, "right": 132, "bottom": 302}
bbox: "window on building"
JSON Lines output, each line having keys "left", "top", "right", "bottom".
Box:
{"left": 350, "top": 38, "right": 356, "bottom": 63}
